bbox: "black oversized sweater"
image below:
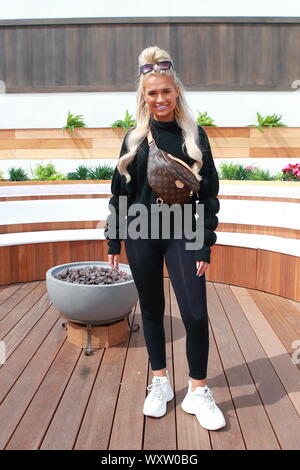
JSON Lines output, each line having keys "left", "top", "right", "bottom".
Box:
{"left": 104, "top": 118, "right": 220, "bottom": 264}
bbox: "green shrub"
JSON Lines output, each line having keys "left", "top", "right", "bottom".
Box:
{"left": 87, "top": 164, "right": 114, "bottom": 180}
{"left": 31, "top": 163, "right": 66, "bottom": 181}
{"left": 62, "top": 110, "right": 87, "bottom": 133}
{"left": 246, "top": 166, "right": 273, "bottom": 181}
{"left": 8, "top": 167, "right": 29, "bottom": 181}
{"left": 196, "top": 111, "right": 217, "bottom": 127}
{"left": 248, "top": 112, "right": 286, "bottom": 133}
{"left": 219, "top": 162, "right": 273, "bottom": 180}
{"left": 67, "top": 165, "right": 91, "bottom": 180}
{"left": 112, "top": 110, "right": 136, "bottom": 132}
{"left": 219, "top": 162, "right": 249, "bottom": 180}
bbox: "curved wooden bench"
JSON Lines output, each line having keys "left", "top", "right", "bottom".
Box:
{"left": 0, "top": 229, "right": 299, "bottom": 301}
{"left": 0, "top": 182, "right": 299, "bottom": 302}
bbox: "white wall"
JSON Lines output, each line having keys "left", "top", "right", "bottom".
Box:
{"left": 0, "top": 90, "right": 298, "bottom": 128}
{"left": 0, "top": 2, "right": 299, "bottom": 133}
{"left": 1, "top": 0, "right": 300, "bottom": 19}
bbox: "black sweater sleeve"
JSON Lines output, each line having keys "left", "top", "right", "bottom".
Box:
{"left": 193, "top": 126, "right": 220, "bottom": 264}
{"left": 104, "top": 132, "right": 130, "bottom": 255}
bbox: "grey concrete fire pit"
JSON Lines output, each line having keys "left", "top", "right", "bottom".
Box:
{"left": 46, "top": 261, "right": 138, "bottom": 326}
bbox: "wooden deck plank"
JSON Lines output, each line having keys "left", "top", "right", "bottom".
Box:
{"left": 0, "top": 282, "right": 39, "bottom": 323}
{"left": 74, "top": 333, "right": 127, "bottom": 450}
{"left": 0, "top": 282, "right": 47, "bottom": 338}
{"left": 108, "top": 302, "right": 149, "bottom": 450}
{"left": 260, "top": 292, "right": 300, "bottom": 337}
{"left": 170, "top": 279, "right": 211, "bottom": 450}
{"left": 0, "top": 320, "right": 66, "bottom": 449}
{"left": 39, "top": 348, "right": 101, "bottom": 450}
{"left": 208, "top": 283, "right": 280, "bottom": 450}
{"left": 205, "top": 283, "right": 246, "bottom": 450}
{"left": 0, "top": 305, "right": 61, "bottom": 404}
{"left": 248, "top": 289, "right": 300, "bottom": 367}
{"left": 0, "top": 279, "right": 299, "bottom": 450}
{"left": 0, "top": 283, "right": 30, "bottom": 310}
{"left": 6, "top": 341, "right": 82, "bottom": 450}
{"left": 231, "top": 285, "right": 300, "bottom": 416}
{"left": 207, "top": 325, "right": 245, "bottom": 450}
{"left": 1, "top": 290, "right": 51, "bottom": 359}
{"left": 288, "top": 299, "right": 300, "bottom": 314}
{"left": 214, "top": 283, "right": 300, "bottom": 450}
{"left": 143, "top": 278, "right": 177, "bottom": 451}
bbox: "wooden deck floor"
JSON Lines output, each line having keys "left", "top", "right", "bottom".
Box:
{"left": 0, "top": 279, "right": 300, "bottom": 450}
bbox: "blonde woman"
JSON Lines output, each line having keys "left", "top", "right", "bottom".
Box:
{"left": 105, "top": 46, "right": 225, "bottom": 431}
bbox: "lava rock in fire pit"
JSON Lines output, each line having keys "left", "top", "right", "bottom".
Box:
{"left": 55, "top": 266, "right": 133, "bottom": 285}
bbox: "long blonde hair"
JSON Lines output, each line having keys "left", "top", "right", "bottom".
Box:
{"left": 118, "top": 45, "right": 203, "bottom": 183}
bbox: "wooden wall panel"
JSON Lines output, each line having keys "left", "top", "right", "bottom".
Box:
{"left": 1, "top": 127, "right": 300, "bottom": 162}
{"left": 0, "top": 17, "right": 299, "bottom": 93}
{"left": 256, "top": 250, "right": 300, "bottom": 301}
{"left": 1, "top": 241, "right": 298, "bottom": 302}
{"left": 207, "top": 245, "right": 258, "bottom": 290}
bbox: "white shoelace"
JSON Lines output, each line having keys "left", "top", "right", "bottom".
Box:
{"left": 147, "top": 380, "right": 166, "bottom": 401}
{"left": 194, "top": 388, "right": 218, "bottom": 412}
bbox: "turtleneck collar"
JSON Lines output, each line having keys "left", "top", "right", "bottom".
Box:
{"left": 151, "top": 117, "right": 179, "bottom": 130}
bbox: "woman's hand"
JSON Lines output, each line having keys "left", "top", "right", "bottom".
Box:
{"left": 196, "top": 260, "right": 209, "bottom": 277}
{"left": 108, "top": 254, "right": 119, "bottom": 271}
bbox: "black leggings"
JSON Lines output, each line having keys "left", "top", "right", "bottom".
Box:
{"left": 124, "top": 216, "right": 209, "bottom": 380}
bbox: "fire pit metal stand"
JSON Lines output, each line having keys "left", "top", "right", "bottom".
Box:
{"left": 61, "top": 311, "right": 140, "bottom": 355}
{"left": 85, "top": 323, "right": 93, "bottom": 356}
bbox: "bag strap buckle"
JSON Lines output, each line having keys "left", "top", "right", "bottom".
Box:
{"left": 156, "top": 197, "right": 164, "bottom": 206}
{"left": 147, "top": 130, "right": 154, "bottom": 145}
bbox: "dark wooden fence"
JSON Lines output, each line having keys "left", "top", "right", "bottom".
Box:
{"left": 0, "top": 17, "right": 299, "bottom": 93}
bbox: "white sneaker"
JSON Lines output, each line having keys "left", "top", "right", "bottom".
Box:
{"left": 143, "top": 370, "right": 174, "bottom": 418}
{"left": 181, "top": 380, "right": 226, "bottom": 430}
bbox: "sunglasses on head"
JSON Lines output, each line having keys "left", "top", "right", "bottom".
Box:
{"left": 139, "top": 60, "right": 174, "bottom": 75}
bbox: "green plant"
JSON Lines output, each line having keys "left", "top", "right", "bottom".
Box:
{"left": 66, "top": 165, "right": 91, "bottom": 180}
{"left": 196, "top": 111, "right": 217, "bottom": 127}
{"left": 111, "top": 110, "right": 136, "bottom": 132}
{"left": 8, "top": 167, "right": 29, "bottom": 181}
{"left": 62, "top": 110, "right": 87, "bottom": 133}
{"left": 246, "top": 166, "right": 273, "bottom": 181}
{"left": 219, "top": 162, "right": 249, "bottom": 180}
{"left": 30, "top": 163, "right": 66, "bottom": 181}
{"left": 87, "top": 164, "right": 115, "bottom": 180}
{"left": 218, "top": 161, "right": 273, "bottom": 180}
{"left": 248, "top": 112, "right": 286, "bottom": 133}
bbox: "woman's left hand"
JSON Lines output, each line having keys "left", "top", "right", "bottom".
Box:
{"left": 196, "top": 260, "right": 209, "bottom": 277}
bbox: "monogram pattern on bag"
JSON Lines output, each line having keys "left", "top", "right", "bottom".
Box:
{"left": 147, "top": 137, "right": 200, "bottom": 205}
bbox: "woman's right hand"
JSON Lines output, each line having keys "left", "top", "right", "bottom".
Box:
{"left": 108, "top": 254, "right": 119, "bottom": 271}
